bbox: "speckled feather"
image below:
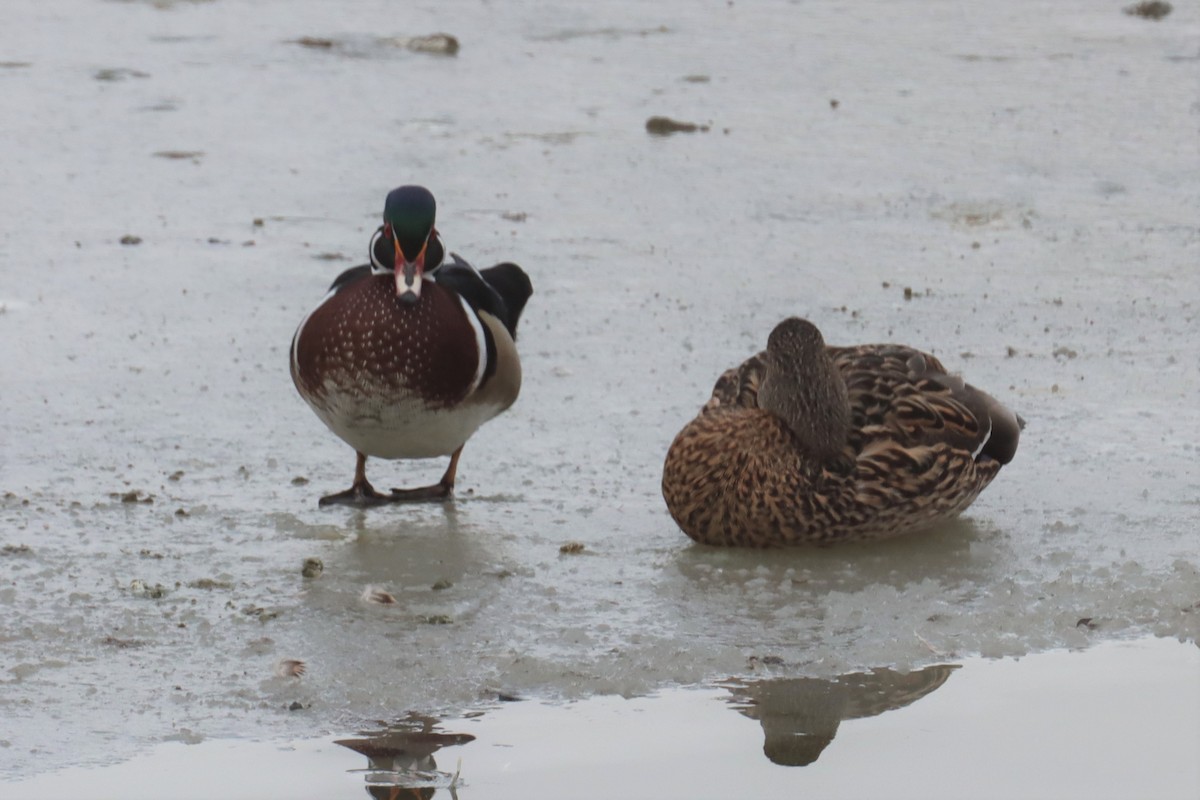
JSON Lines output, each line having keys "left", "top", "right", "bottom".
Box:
{"left": 290, "top": 268, "right": 522, "bottom": 462}
{"left": 293, "top": 274, "right": 478, "bottom": 409}
{"left": 662, "top": 324, "right": 1020, "bottom": 547}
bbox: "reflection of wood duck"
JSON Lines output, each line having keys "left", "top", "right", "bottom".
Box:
{"left": 336, "top": 715, "right": 475, "bottom": 799}
{"left": 727, "top": 664, "right": 957, "bottom": 766}
{"left": 663, "top": 318, "right": 1022, "bottom": 545}
{"left": 292, "top": 185, "right": 533, "bottom": 507}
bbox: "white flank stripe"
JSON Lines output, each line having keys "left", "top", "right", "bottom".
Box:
{"left": 458, "top": 294, "right": 488, "bottom": 397}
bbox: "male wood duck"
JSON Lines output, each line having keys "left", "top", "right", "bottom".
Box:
{"left": 291, "top": 186, "right": 532, "bottom": 507}
{"left": 662, "top": 318, "right": 1022, "bottom": 546}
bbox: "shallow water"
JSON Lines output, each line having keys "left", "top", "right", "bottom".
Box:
{"left": 1, "top": 0, "right": 1198, "bottom": 790}
{"left": 6, "top": 639, "right": 1198, "bottom": 799}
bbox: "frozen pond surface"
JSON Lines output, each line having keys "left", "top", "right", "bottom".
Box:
{"left": 1, "top": 0, "right": 1198, "bottom": 788}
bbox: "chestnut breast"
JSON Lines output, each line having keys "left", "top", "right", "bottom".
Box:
{"left": 293, "top": 274, "right": 480, "bottom": 409}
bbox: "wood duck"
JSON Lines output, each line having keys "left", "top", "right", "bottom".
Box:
{"left": 662, "top": 318, "right": 1022, "bottom": 546}
{"left": 291, "top": 186, "right": 532, "bottom": 507}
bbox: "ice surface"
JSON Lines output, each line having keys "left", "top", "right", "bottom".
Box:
{"left": 1, "top": 0, "right": 1198, "bottom": 779}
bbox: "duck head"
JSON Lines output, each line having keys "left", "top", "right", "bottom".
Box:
{"left": 380, "top": 185, "right": 438, "bottom": 305}
{"left": 759, "top": 317, "right": 851, "bottom": 461}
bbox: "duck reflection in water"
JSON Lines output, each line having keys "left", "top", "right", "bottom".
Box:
{"left": 725, "top": 664, "right": 957, "bottom": 766}
{"left": 336, "top": 713, "right": 474, "bottom": 799}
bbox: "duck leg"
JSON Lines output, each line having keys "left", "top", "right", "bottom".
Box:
{"left": 387, "top": 445, "right": 462, "bottom": 502}
{"left": 318, "top": 452, "right": 394, "bottom": 507}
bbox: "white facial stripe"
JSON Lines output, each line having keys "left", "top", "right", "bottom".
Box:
{"left": 369, "top": 228, "right": 390, "bottom": 275}
{"left": 458, "top": 294, "right": 488, "bottom": 396}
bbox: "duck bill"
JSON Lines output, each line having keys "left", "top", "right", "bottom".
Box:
{"left": 394, "top": 233, "right": 426, "bottom": 305}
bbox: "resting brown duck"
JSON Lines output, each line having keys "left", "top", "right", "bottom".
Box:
{"left": 662, "top": 318, "right": 1022, "bottom": 547}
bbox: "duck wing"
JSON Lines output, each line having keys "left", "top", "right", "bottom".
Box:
{"left": 704, "top": 343, "right": 1020, "bottom": 465}
{"left": 436, "top": 254, "right": 532, "bottom": 340}
{"left": 832, "top": 343, "right": 1021, "bottom": 465}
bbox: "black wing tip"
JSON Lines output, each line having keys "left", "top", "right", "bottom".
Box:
{"left": 481, "top": 262, "right": 533, "bottom": 336}
{"left": 982, "top": 406, "right": 1022, "bottom": 465}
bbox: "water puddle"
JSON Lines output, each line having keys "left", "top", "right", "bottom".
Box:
{"left": 5, "top": 638, "right": 1196, "bottom": 799}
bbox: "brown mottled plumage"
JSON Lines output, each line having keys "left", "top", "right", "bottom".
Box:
{"left": 662, "top": 318, "right": 1022, "bottom": 547}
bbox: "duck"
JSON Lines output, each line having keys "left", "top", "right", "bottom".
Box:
{"left": 661, "top": 317, "right": 1021, "bottom": 546}
{"left": 290, "top": 185, "right": 532, "bottom": 507}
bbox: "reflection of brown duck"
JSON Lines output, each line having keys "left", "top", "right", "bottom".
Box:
{"left": 336, "top": 714, "right": 474, "bottom": 799}
{"left": 726, "top": 664, "right": 957, "bottom": 766}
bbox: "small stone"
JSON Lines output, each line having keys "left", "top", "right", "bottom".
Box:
{"left": 130, "top": 580, "right": 169, "bottom": 599}
{"left": 120, "top": 235, "right": 142, "bottom": 246}
{"left": 291, "top": 476, "right": 310, "bottom": 486}
{"left": 301, "top": 558, "right": 324, "bottom": 579}
{"left": 1123, "top": 1, "right": 1171, "bottom": 19}
{"left": 94, "top": 68, "right": 149, "bottom": 81}
{"left": 405, "top": 33, "right": 459, "bottom": 55}
{"left": 431, "top": 578, "right": 453, "bottom": 591}
{"left": 645, "top": 116, "right": 710, "bottom": 136}
{"left": 153, "top": 150, "right": 204, "bottom": 161}
{"left": 293, "top": 36, "right": 335, "bottom": 49}
{"left": 101, "top": 636, "right": 145, "bottom": 649}
{"left": 559, "top": 541, "right": 586, "bottom": 554}
{"left": 189, "top": 578, "right": 233, "bottom": 590}
{"left": 242, "top": 605, "right": 281, "bottom": 622}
